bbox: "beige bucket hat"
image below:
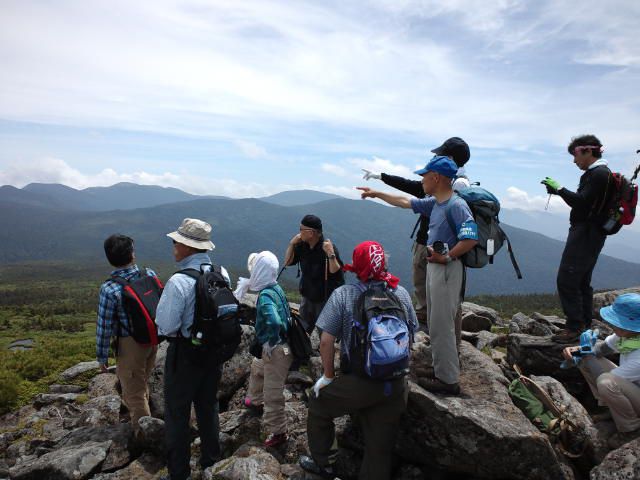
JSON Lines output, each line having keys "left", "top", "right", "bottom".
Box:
{"left": 167, "top": 218, "right": 215, "bottom": 250}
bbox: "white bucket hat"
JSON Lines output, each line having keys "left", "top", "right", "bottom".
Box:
{"left": 167, "top": 218, "right": 215, "bottom": 250}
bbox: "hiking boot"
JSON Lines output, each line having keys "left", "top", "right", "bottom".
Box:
{"left": 607, "top": 429, "right": 640, "bottom": 449}
{"left": 414, "top": 366, "right": 436, "bottom": 379}
{"left": 551, "top": 329, "right": 580, "bottom": 344}
{"left": 264, "top": 432, "right": 287, "bottom": 448}
{"left": 417, "top": 377, "right": 460, "bottom": 395}
{"left": 298, "top": 455, "right": 337, "bottom": 478}
{"left": 243, "top": 397, "right": 263, "bottom": 415}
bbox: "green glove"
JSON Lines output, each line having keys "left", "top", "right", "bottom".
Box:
{"left": 541, "top": 177, "right": 561, "bottom": 194}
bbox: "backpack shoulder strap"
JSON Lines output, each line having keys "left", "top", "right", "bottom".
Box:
{"left": 110, "top": 275, "right": 129, "bottom": 286}
{"left": 501, "top": 229, "right": 523, "bottom": 280}
{"left": 175, "top": 268, "right": 201, "bottom": 280}
{"left": 444, "top": 194, "right": 463, "bottom": 238}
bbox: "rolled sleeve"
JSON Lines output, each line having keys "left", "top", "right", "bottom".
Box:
{"left": 316, "top": 288, "right": 346, "bottom": 341}
{"left": 411, "top": 197, "right": 435, "bottom": 216}
{"left": 155, "top": 277, "right": 187, "bottom": 337}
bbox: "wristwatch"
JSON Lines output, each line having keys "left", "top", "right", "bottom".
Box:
{"left": 328, "top": 254, "right": 337, "bottom": 259}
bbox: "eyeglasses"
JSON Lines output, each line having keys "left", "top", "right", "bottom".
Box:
{"left": 299, "top": 227, "right": 316, "bottom": 233}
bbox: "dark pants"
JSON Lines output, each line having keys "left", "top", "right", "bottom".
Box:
{"left": 299, "top": 297, "right": 326, "bottom": 334}
{"left": 557, "top": 222, "right": 606, "bottom": 332}
{"left": 307, "top": 374, "right": 407, "bottom": 480}
{"left": 164, "top": 340, "right": 222, "bottom": 480}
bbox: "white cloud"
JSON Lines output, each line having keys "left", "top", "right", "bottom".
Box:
{"left": 501, "top": 186, "right": 569, "bottom": 212}
{"left": 234, "top": 140, "right": 268, "bottom": 159}
{"left": 348, "top": 157, "right": 415, "bottom": 179}
{"left": 321, "top": 163, "right": 348, "bottom": 177}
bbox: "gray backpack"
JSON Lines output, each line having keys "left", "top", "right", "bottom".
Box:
{"left": 445, "top": 187, "right": 522, "bottom": 279}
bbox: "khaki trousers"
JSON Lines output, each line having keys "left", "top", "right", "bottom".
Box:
{"left": 579, "top": 356, "right": 640, "bottom": 432}
{"left": 247, "top": 344, "right": 294, "bottom": 435}
{"left": 412, "top": 242, "right": 429, "bottom": 324}
{"left": 116, "top": 336, "right": 157, "bottom": 427}
{"left": 426, "top": 261, "right": 464, "bottom": 384}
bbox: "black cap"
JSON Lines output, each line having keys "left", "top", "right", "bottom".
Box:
{"left": 301, "top": 214, "right": 322, "bottom": 231}
{"left": 430, "top": 137, "right": 470, "bottom": 167}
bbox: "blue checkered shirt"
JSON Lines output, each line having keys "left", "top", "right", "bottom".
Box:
{"left": 96, "top": 265, "right": 156, "bottom": 365}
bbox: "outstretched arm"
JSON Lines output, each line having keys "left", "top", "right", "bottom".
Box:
{"left": 357, "top": 187, "right": 412, "bottom": 209}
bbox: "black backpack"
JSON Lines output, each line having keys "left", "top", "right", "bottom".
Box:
{"left": 111, "top": 269, "right": 163, "bottom": 345}
{"left": 177, "top": 265, "right": 242, "bottom": 363}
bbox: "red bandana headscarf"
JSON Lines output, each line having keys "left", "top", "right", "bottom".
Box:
{"left": 342, "top": 241, "right": 400, "bottom": 289}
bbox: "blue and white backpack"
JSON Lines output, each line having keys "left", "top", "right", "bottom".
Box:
{"left": 342, "top": 283, "right": 411, "bottom": 381}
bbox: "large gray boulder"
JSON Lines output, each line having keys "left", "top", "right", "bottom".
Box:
{"left": 87, "top": 373, "right": 119, "bottom": 398}
{"left": 205, "top": 442, "right": 284, "bottom": 480}
{"left": 59, "top": 361, "right": 99, "bottom": 382}
{"left": 398, "top": 341, "right": 567, "bottom": 479}
{"left": 592, "top": 287, "right": 640, "bottom": 318}
{"left": 8, "top": 440, "right": 112, "bottom": 480}
{"left": 461, "top": 302, "right": 502, "bottom": 326}
{"left": 510, "top": 312, "right": 555, "bottom": 336}
{"left": 590, "top": 437, "right": 640, "bottom": 479}
{"left": 219, "top": 325, "right": 256, "bottom": 401}
{"left": 507, "top": 333, "right": 584, "bottom": 380}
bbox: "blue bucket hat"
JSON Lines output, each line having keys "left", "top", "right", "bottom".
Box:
{"left": 600, "top": 293, "right": 640, "bottom": 333}
{"left": 414, "top": 155, "right": 458, "bottom": 178}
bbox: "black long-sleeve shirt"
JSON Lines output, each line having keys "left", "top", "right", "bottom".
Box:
{"left": 380, "top": 173, "right": 428, "bottom": 244}
{"left": 558, "top": 164, "right": 610, "bottom": 226}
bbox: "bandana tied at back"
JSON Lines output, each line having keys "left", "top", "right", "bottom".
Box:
{"left": 343, "top": 241, "right": 400, "bottom": 289}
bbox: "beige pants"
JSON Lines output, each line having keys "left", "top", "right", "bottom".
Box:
{"left": 580, "top": 355, "right": 640, "bottom": 432}
{"left": 116, "top": 336, "right": 158, "bottom": 428}
{"left": 426, "top": 261, "right": 464, "bottom": 384}
{"left": 247, "top": 344, "right": 294, "bottom": 435}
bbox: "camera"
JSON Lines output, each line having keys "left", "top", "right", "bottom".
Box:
{"left": 432, "top": 241, "right": 449, "bottom": 255}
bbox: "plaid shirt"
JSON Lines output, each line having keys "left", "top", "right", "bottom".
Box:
{"left": 96, "top": 265, "right": 156, "bottom": 365}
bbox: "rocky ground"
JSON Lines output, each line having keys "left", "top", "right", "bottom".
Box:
{"left": 2, "top": 288, "right": 640, "bottom": 480}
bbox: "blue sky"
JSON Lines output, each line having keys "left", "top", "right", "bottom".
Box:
{"left": 1, "top": 0, "right": 639, "bottom": 226}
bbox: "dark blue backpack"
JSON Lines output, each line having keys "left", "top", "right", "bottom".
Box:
{"left": 342, "top": 283, "right": 411, "bottom": 381}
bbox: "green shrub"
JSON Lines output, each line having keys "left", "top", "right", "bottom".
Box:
{"left": 0, "top": 370, "right": 20, "bottom": 414}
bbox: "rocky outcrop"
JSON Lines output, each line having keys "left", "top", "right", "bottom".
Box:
{"left": 592, "top": 287, "right": 640, "bottom": 318}
{"left": 400, "top": 340, "right": 567, "bottom": 479}
{"left": 3, "top": 288, "right": 640, "bottom": 480}
{"left": 205, "top": 442, "right": 284, "bottom": 480}
{"left": 590, "top": 437, "right": 640, "bottom": 480}
{"left": 59, "top": 361, "right": 100, "bottom": 382}
{"left": 9, "top": 440, "right": 112, "bottom": 479}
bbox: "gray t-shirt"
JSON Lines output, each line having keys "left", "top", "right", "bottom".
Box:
{"left": 410, "top": 196, "right": 477, "bottom": 248}
{"left": 316, "top": 280, "right": 418, "bottom": 354}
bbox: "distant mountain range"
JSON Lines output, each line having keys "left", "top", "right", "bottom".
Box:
{"left": 1, "top": 183, "right": 638, "bottom": 295}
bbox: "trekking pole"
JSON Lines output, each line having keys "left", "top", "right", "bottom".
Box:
{"left": 545, "top": 194, "right": 551, "bottom": 211}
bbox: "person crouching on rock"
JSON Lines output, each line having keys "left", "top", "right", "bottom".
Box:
{"left": 240, "top": 251, "right": 294, "bottom": 448}
{"left": 298, "top": 241, "right": 417, "bottom": 480}
{"left": 562, "top": 293, "right": 640, "bottom": 449}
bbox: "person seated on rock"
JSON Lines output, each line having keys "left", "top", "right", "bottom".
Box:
{"left": 96, "top": 234, "right": 160, "bottom": 432}
{"left": 562, "top": 293, "right": 640, "bottom": 449}
{"left": 298, "top": 241, "right": 417, "bottom": 480}
{"left": 238, "top": 251, "right": 293, "bottom": 448}
{"left": 358, "top": 155, "right": 478, "bottom": 394}
{"left": 155, "top": 218, "right": 231, "bottom": 480}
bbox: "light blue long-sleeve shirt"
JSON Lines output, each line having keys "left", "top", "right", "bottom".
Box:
{"left": 155, "top": 253, "right": 230, "bottom": 338}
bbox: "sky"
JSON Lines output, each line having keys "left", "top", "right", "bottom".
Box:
{"left": 1, "top": 0, "right": 639, "bottom": 226}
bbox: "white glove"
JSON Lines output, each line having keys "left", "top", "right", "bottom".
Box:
{"left": 362, "top": 169, "right": 381, "bottom": 181}
{"left": 312, "top": 375, "right": 334, "bottom": 398}
{"left": 262, "top": 342, "right": 276, "bottom": 359}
